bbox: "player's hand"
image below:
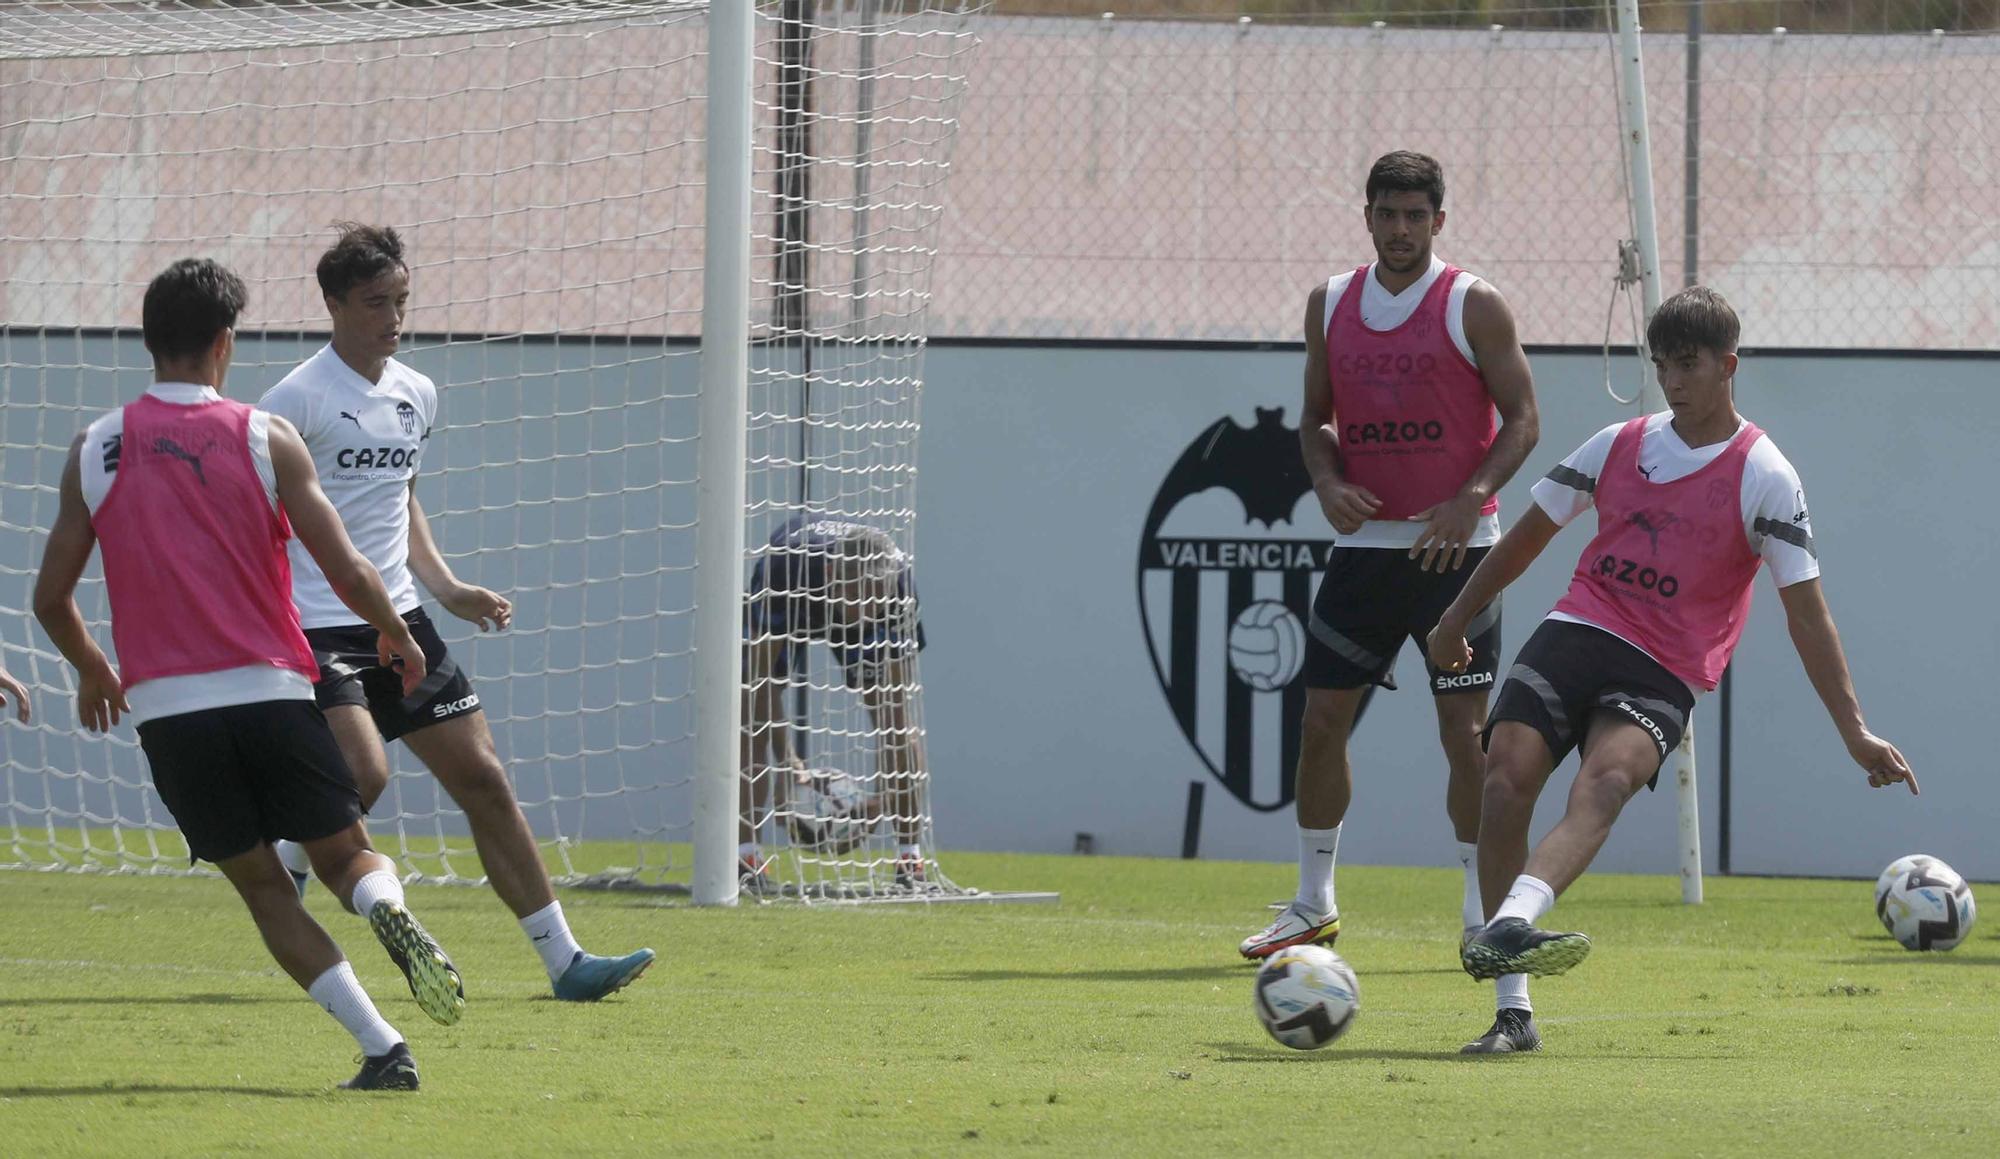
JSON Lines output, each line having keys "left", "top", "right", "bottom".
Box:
{"left": 1408, "top": 491, "right": 1485, "bottom": 574}
{"left": 440, "top": 583, "right": 512, "bottom": 633}
{"left": 1312, "top": 427, "right": 1381, "bottom": 534}
{"left": 1426, "top": 618, "right": 1472, "bottom": 674}
{"left": 0, "top": 666, "right": 32, "bottom": 723}
{"left": 1847, "top": 730, "right": 1918, "bottom": 795}
{"left": 75, "top": 663, "right": 128, "bottom": 733}
{"left": 377, "top": 631, "right": 429, "bottom": 698}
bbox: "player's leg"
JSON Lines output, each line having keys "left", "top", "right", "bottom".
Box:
{"left": 300, "top": 822, "right": 466, "bottom": 1028}
{"left": 1415, "top": 572, "right": 1502, "bottom": 947}
{"left": 273, "top": 634, "right": 389, "bottom": 897}
{"left": 1523, "top": 712, "right": 1663, "bottom": 894}
{"left": 213, "top": 843, "right": 418, "bottom": 1090}
{"left": 139, "top": 703, "right": 415, "bottom": 1088}
{"left": 857, "top": 652, "right": 928, "bottom": 887}
{"left": 1239, "top": 548, "right": 1403, "bottom": 959}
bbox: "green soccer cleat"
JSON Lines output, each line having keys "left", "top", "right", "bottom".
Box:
{"left": 1460, "top": 916, "right": 1591, "bottom": 980}
{"left": 368, "top": 901, "right": 465, "bottom": 1026}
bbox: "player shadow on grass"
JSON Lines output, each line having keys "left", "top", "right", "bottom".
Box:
{"left": 0, "top": 992, "right": 287, "bottom": 1008}
{"left": 923, "top": 965, "right": 1243, "bottom": 984}
{"left": 1204, "top": 1042, "right": 1718, "bottom": 1063}
{"left": 0, "top": 1082, "right": 319, "bottom": 1100}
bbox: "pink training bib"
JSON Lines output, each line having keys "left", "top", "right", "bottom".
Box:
{"left": 1553, "top": 416, "right": 1764, "bottom": 691}
{"left": 91, "top": 394, "right": 318, "bottom": 690}
{"left": 1325, "top": 265, "right": 1498, "bottom": 521}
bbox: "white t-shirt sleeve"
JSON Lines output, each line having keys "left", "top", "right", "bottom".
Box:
{"left": 1530, "top": 421, "right": 1622, "bottom": 528}
{"left": 257, "top": 378, "right": 315, "bottom": 441}
{"left": 1742, "top": 437, "right": 1819, "bottom": 588}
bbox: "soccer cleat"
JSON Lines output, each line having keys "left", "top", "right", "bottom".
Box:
{"left": 368, "top": 901, "right": 465, "bottom": 1026}
{"left": 1460, "top": 925, "right": 1482, "bottom": 955}
{"left": 552, "top": 948, "right": 656, "bottom": 1002}
{"left": 1238, "top": 903, "right": 1340, "bottom": 960}
{"left": 340, "top": 1041, "right": 421, "bottom": 1091}
{"left": 893, "top": 853, "right": 943, "bottom": 893}
{"left": 1460, "top": 916, "right": 1592, "bottom": 980}
{"left": 1460, "top": 1007, "right": 1543, "bottom": 1055}
{"left": 739, "top": 854, "right": 775, "bottom": 899}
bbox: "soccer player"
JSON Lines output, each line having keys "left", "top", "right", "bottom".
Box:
{"left": 0, "top": 663, "right": 28, "bottom": 722}
{"left": 260, "top": 224, "right": 652, "bottom": 1000}
{"left": 1430, "top": 285, "right": 1916, "bottom": 1052}
{"left": 738, "top": 516, "right": 928, "bottom": 893}
{"left": 1239, "top": 152, "right": 1542, "bottom": 1042}
{"left": 34, "top": 258, "right": 463, "bottom": 1090}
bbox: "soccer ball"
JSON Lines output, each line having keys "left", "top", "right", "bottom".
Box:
{"left": 1227, "top": 600, "right": 1307, "bottom": 692}
{"left": 1875, "top": 854, "right": 1977, "bottom": 952}
{"left": 1252, "top": 944, "right": 1359, "bottom": 1050}
{"left": 782, "top": 768, "right": 874, "bottom": 854}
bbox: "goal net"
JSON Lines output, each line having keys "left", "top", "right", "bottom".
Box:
{"left": 0, "top": 0, "right": 987, "bottom": 901}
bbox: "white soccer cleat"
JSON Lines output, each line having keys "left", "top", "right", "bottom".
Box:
{"left": 1238, "top": 902, "right": 1341, "bottom": 960}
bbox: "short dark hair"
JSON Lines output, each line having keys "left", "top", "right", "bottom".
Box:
{"left": 1366, "top": 151, "right": 1445, "bottom": 211}
{"left": 1648, "top": 285, "right": 1741, "bottom": 359}
{"left": 316, "top": 222, "right": 407, "bottom": 300}
{"left": 141, "top": 258, "right": 247, "bottom": 361}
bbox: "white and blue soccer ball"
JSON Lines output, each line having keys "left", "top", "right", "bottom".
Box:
{"left": 1252, "top": 943, "right": 1359, "bottom": 1050}
{"left": 1875, "top": 854, "right": 1977, "bottom": 952}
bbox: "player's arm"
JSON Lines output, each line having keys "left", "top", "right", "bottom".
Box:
{"left": 1777, "top": 577, "right": 1916, "bottom": 794}
{"left": 267, "top": 416, "right": 427, "bottom": 695}
{"left": 1425, "top": 504, "right": 1562, "bottom": 674}
{"left": 1410, "top": 281, "right": 1541, "bottom": 573}
{"left": 31, "top": 436, "right": 127, "bottom": 732}
{"left": 1300, "top": 284, "right": 1379, "bottom": 534}
{"left": 407, "top": 485, "right": 511, "bottom": 631}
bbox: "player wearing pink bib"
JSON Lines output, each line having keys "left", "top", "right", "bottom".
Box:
{"left": 1427, "top": 286, "right": 1916, "bottom": 1052}
{"left": 1240, "top": 153, "right": 1545, "bottom": 1049}
{"left": 33, "top": 259, "right": 467, "bottom": 1090}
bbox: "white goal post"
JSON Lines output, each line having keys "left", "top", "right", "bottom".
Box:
{"left": 0, "top": 0, "right": 1018, "bottom": 904}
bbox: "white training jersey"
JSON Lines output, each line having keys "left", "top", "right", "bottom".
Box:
{"left": 80, "top": 382, "right": 312, "bottom": 723}
{"left": 258, "top": 345, "right": 437, "bottom": 628}
{"left": 1320, "top": 255, "right": 1502, "bottom": 551}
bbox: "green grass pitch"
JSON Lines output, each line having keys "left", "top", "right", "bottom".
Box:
{"left": 3, "top": 848, "right": 1997, "bottom": 1156}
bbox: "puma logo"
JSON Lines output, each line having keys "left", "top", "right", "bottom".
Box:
{"left": 1637, "top": 463, "right": 1657, "bottom": 479}
{"left": 152, "top": 436, "right": 207, "bottom": 484}
{"left": 1628, "top": 509, "right": 1679, "bottom": 553}
{"left": 339, "top": 410, "right": 364, "bottom": 429}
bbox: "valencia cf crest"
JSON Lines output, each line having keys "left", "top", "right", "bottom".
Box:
{"left": 1137, "top": 408, "right": 1333, "bottom": 812}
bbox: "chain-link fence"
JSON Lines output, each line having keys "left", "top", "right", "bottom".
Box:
{"left": 929, "top": 3, "right": 2000, "bottom": 349}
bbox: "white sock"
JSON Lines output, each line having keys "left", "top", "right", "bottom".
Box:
{"left": 349, "top": 868, "right": 405, "bottom": 918}
{"left": 1492, "top": 874, "right": 1557, "bottom": 926}
{"left": 308, "top": 961, "right": 402, "bottom": 1057}
{"left": 738, "top": 842, "right": 762, "bottom": 865}
{"left": 1496, "top": 973, "right": 1532, "bottom": 1013}
{"left": 1295, "top": 824, "right": 1340, "bottom": 915}
{"left": 1457, "top": 841, "right": 1483, "bottom": 930}
{"left": 519, "top": 900, "right": 585, "bottom": 982}
{"left": 897, "top": 843, "right": 922, "bottom": 859}
{"left": 275, "top": 839, "right": 312, "bottom": 878}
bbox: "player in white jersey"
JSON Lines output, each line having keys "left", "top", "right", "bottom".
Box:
{"left": 261, "top": 224, "right": 652, "bottom": 1002}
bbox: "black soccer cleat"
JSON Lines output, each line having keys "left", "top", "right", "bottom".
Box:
{"left": 1460, "top": 916, "right": 1592, "bottom": 980}
{"left": 340, "top": 1041, "right": 420, "bottom": 1091}
{"left": 368, "top": 901, "right": 466, "bottom": 1026}
{"left": 1460, "top": 1007, "right": 1543, "bottom": 1055}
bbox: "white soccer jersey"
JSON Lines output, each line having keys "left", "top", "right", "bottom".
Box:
{"left": 258, "top": 345, "right": 437, "bottom": 628}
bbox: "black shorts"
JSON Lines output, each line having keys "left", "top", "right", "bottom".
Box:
{"left": 138, "top": 700, "right": 363, "bottom": 864}
{"left": 1484, "top": 618, "right": 1697, "bottom": 784}
{"left": 306, "top": 607, "right": 481, "bottom": 742}
{"left": 1302, "top": 546, "right": 1501, "bottom": 695}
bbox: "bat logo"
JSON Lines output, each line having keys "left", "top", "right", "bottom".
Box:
{"left": 395, "top": 400, "right": 417, "bottom": 435}
{"left": 1137, "top": 407, "right": 1332, "bottom": 812}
